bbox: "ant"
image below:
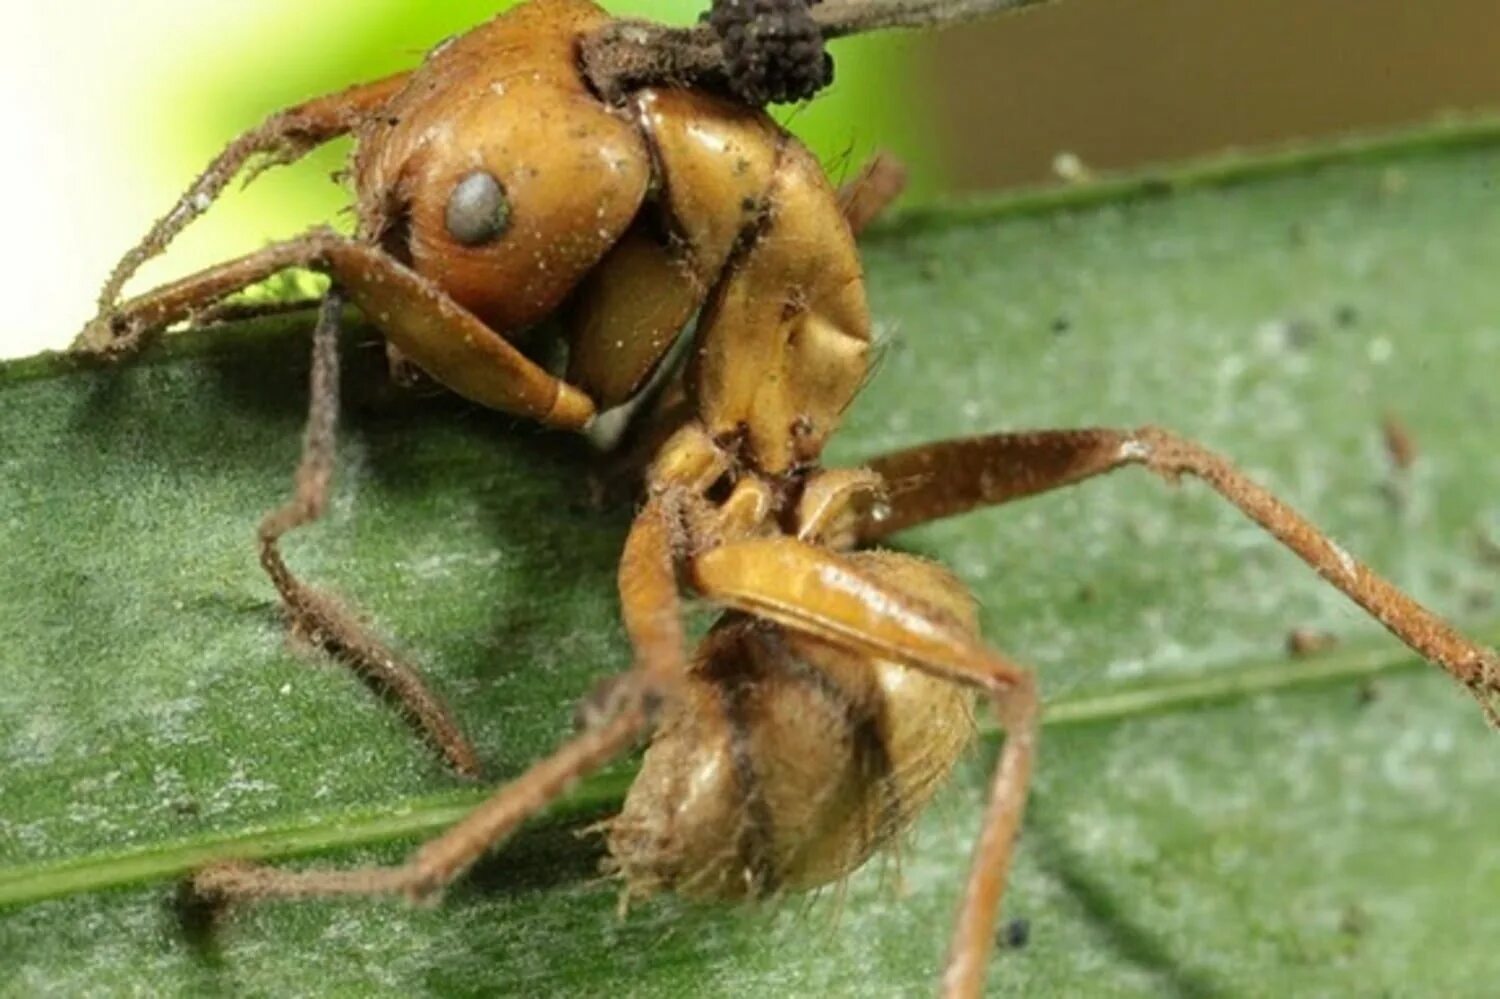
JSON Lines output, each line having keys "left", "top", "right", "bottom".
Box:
{"left": 73, "top": 1, "right": 1499, "bottom": 995}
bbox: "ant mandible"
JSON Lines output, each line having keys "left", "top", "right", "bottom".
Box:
{"left": 73, "top": 1, "right": 1500, "bottom": 995}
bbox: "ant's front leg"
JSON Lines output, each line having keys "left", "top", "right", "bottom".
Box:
{"left": 85, "top": 227, "right": 601, "bottom": 772}
{"left": 858, "top": 427, "right": 1500, "bottom": 721}
{"left": 189, "top": 490, "right": 691, "bottom": 906}
{"left": 73, "top": 226, "right": 596, "bottom": 429}
{"left": 260, "top": 286, "right": 481, "bottom": 776}
{"left": 80, "top": 71, "right": 411, "bottom": 345}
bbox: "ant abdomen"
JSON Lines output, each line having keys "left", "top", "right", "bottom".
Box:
{"left": 608, "top": 552, "right": 978, "bottom": 901}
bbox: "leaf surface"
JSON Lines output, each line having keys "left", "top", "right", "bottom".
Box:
{"left": 3, "top": 122, "right": 1500, "bottom": 996}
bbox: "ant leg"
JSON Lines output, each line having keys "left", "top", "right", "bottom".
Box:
{"left": 858, "top": 429, "right": 1145, "bottom": 539}
{"left": 259, "top": 288, "right": 481, "bottom": 777}
{"left": 191, "top": 495, "right": 689, "bottom": 904}
{"left": 84, "top": 71, "right": 411, "bottom": 339}
{"left": 73, "top": 226, "right": 595, "bottom": 428}
{"left": 944, "top": 675, "right": 1038, "bottom": 999}
{"left": 195, "top": 706, "right": 649, "bottom": 903}
{"left": 691, "top": 537, "right": 1026, "bottom": 690}
{"left": 80, "top": 230, "right": 335, "bottom": 359}
{"left": 860, "top": 427, "right": 1500, "bottom": 720}
{"left": 839, "top": 151, "right": 908, "bottom": 236}
{"left": 617, "top": 491, "right": 693, "bottom": 687}
{"left": 689, "top": 538, "right": 1037, "bottom": 999}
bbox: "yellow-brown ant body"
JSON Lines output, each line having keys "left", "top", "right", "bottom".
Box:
{"left": 76, "top": 2, "right": 1500, "bottom": 995}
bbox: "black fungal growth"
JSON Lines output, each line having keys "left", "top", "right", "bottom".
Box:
{"left": 704, "top": 0, "right": 834, "bottom": 105}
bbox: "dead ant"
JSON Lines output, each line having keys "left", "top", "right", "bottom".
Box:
{"left": 72, "top": 1, "right": 1500, "bottom": 995}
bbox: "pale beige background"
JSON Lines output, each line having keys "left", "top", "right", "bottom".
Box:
{"left": 3, "top": 1, "right": 1497, "bottom": 359}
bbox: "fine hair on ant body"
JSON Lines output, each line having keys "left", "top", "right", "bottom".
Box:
{"left": 74, "top": 1, "right": 1500, "bottom": 995}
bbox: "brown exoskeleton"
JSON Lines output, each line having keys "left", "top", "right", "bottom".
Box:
{"left": 75, "top": 1, "right": 1500, "bottom": 995}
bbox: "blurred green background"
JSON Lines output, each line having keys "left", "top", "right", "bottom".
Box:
{"left": 3, "top": 0, "right": 1497, "bottom": 359}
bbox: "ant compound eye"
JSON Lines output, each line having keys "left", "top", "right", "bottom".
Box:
{"left": 445, "top": 170, "right": 510, "bottom": 246}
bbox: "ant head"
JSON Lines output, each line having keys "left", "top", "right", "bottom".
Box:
{"left": 354, "top": 0, "right": 650, "bottom": 336}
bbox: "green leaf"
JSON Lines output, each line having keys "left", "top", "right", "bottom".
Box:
{"left": 4, "top": 119, "right": 1500, "bottom": 995}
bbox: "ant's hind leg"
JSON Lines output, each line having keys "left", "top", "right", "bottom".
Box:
{"left": 858, "top": 427, "right": 1500, "bottom": 720}
{"left": 943, "top": 675, "right": 1038, "bottom": 999}
{"left": 688, "top": 537, "right": 1039, "bottom": 999}
{"left": 260, "top": 287, "right": 481, "bottom": 777}
{"left": 83, "top": 71, "right": 411, "bottom": 341}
